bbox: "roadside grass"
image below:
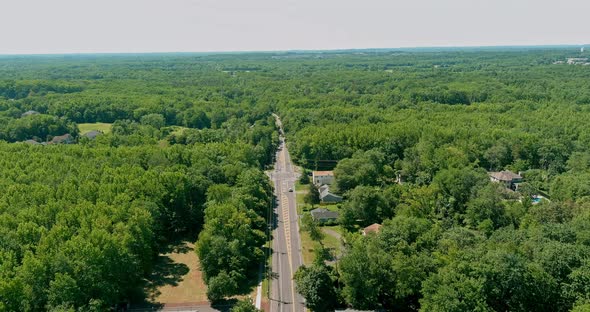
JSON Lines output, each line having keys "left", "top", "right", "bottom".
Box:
{"left": 78, "top": 122, "right": 112, "bottom": 135}
{"left": 300, "top": 231, "right": 315, "bottom": 265}
{"left": 295, "top": 181, "right": 308, "bottom": 215}
{"left": 300, "top": 227, "right": 343, "bottom": 265}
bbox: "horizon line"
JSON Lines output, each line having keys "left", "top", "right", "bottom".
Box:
{"left": 0, "top": 43, "right": 587, "bottom": 57}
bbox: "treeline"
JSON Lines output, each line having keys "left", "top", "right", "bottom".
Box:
{"left": 0, "top": 80, "right": 83, "bottom": 99}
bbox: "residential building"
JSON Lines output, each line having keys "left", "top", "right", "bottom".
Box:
{"left": 362, "top": 223, "right": 382, "bottom": 236}
{"left": 49, "top": 134, "right": 75, "bottom": 144}
{"left": 319, "top": 184, "right": 342, "bottom": 203}
{"left": 21, "top": 110, "right": 39, "bottom": 117}
{"left": 24, "top": 139, "right": 41, "bottom": 145}
{"left": 310, "top": 208, "right": 340, "bottom": 223}
{"left": 312, "top": 170, "right": 335, "bottom": 185}
{"left": 489, "top": 170, "right": 522, "bottom": 190}
{"left": 82, "top": 130, "right": 103, "bottom": 140}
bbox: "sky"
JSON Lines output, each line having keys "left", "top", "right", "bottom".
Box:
{"left": 1, "top": 0, "right": 588, "bottom": 54}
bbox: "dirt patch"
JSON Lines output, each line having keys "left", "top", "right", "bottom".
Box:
{"left": 146, "top": 241, "right": 208, "bottom": 304}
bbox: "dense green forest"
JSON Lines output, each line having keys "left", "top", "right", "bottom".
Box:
{"left": 1, "top": 48, "right": 590, "bottom": 311}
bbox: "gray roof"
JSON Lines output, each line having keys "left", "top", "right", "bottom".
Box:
{"left": 319, "top": 185, "right": 343, "bottom": 202}
{"left": 310, "top": 208, "right": 340, "bottom": 221}
{"left": 24, "top": 139, "right": 41, "bottom": 145}
{"left": 83, "top": 130, "right": 103, "bottom": 139}
{"left": 489, "top": 170, "right": 522, "bottom": 182}
{"left": 21, "top": 110, "right": 39, "bottom": 117}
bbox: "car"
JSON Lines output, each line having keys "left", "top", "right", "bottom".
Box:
{"left": 288, "top": 188, "right": 293, "bottom": 192}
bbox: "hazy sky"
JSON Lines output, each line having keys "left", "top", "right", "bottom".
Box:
{"left": 1, "top": 0, "right": 588, "bottom": 54}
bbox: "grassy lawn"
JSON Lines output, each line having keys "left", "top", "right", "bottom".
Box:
{"left": 322, "top": 229, "right": 342, "bottom": 258}
{"left": 145, "top": 241, "right": 208, "bottom": 304}
{"left": 321, "top": 204, "right": 340, "bottom": 212}
{"left": 78, "top": 122, "right": 112, "bottom": 135}
{"left": 300, "top": 226, "right": 343, "bottom": 265}
{"left": 300, "top": 231, "right": 316, "bottom": 265}
{"left": 295, "top": 181, "right": 308, "bottom": 215}
{"left": 323, "top": 225, "right": 343, "bottom": 235}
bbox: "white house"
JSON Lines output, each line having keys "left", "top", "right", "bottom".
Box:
{"left": 312, "top": 170, "right": 335, "bottom": 185}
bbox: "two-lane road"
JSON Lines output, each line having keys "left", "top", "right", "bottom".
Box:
{"left": 270, "top": 115, "right": 305, "bottom": 312}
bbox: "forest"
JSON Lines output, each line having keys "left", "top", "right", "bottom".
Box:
{"left": 1, "top": 47, "right": 590, "bottom": 311}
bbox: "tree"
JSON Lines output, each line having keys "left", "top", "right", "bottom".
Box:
{"left": 304, "top": 184, "right": 320, "bottom": 208}
{"left": 299, "top": 170, "right": 311, "bottom": 185}
{"left": 294, "top": 262, "right": 338, "bottom": 311}
{"left": 140, "top": 113, "right": 166, "bottom": 129}
{"left": 340, "top": 186, "right": 388, "bottom": 229}
{"left": 230, "top": 298, "right": 261, "bottom": 312}
{"left": 206, "top": 271, "right": 238, "bottom": 302}
{"left": 301, "top": 213, "right": 324, "bottom": 243}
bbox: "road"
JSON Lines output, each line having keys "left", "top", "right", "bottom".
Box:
{"left": 270, "top": 114, "right": 305, "bottom": 312}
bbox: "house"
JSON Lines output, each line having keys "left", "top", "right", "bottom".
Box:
{"left": 312, "top": 170, "right": 335, "bottom": 185}
{"left": 82, "top": 130, "right": 103, "bottom": 140}
{"left": 310, "top": 208, "right": 340, "bottom": 223}
{"left": 362, "top": 223, "right": 382, "bottom": 236}
{"left": 49, "top": 134, "right": 75, "bottom": 144}
{"left": 489, "top": 170, "right": 522, "bottom": 190}
{"left": 21, "top": 110, "right": 39, "bottom": 117}
{"left": 567, "top": 58, "right": 589, "bottom": 65}
{"left": 319, "top": 185, "right": 343, "bottom": 203}
{"left": 24, "top": 139, "right": 41, "bottom": 145}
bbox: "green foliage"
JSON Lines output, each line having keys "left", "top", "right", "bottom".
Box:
{"left": 304, "top": 184, "right": 320, "bottom": 207}
{"left": 294, "top": 262, "right": 338, "bottom": 312}
{"left": 301, "top": 213, "right": 324, "bottom": 242}
{"left": 230, "top": 299, "right": 261, "bottom": 312}
{"left": 2, "top": 49, "right": 590, "bottom": 311}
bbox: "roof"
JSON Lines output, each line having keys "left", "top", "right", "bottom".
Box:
{"left": 50, "top": 133, "right": 73, "bottom": 144}
{"left": 363, "top": 223, "right": 382, "bottom": 234}
{"left": 313, "top": 170, "right": 334, "bottom": 176}
{"left": 24, "top": 139, "right": 41, "bottom": 145}
{"left": 489, "top": 170, "right": 522, "bottom": 182}
{"left": 310, "top": 208, "right": 340, "bottom": 220}
{"left": 319, "top": 185, "right": 343, "bottom": 201}
{"left": 21, "top": 110, "right": 39, "bottom": 117}
{"left": 83, "top": 130, "right": 103, "bottom": 139}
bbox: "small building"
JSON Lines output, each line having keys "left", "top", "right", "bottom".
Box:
{"left": 319, "top": 185, "right": 343, "bottom": 203}
{"left": 567, "top": 58, "right": 589, "bottom": 65}
{"left": 24, "top": 139, "right": 41, "bottom": 145}
{"left": 312, "top": 170, "right": 335, "bottom": 185}
{"left": 82, "top": 130, "right": 103, "bottom": 140}
{"left": 49, "top": 134, "right": 75, "bottom": 144}
{"left": 310, "top": 208, "right": 340, "bottom": 223}
{"left": 489, "top": 170, "right": 522, "bottom": 190}
{"left": 362, "top": 223, "right": 382, "bottom": 236}
{"left": 21, "top": 110, "right": 40, "bottom": 117}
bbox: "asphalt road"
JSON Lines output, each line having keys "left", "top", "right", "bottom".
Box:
{"left": 270, "top": 115, "right": 305, "bottom": 312}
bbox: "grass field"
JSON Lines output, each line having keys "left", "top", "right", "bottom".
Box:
{"left": 145, "top": 241, "right": 208, "bottom": 304}
{"left": 300, "top": 227, "right": 343, "bottom": 265}
{"left": 78, "top": 122, "right": 112, "bottom": 135}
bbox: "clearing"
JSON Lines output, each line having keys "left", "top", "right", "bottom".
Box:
{"left": 78, "top": 122, "right": 112, "bottom": 134}
{"left": 144, "top": 241, "right": 208, "bottom": 305}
